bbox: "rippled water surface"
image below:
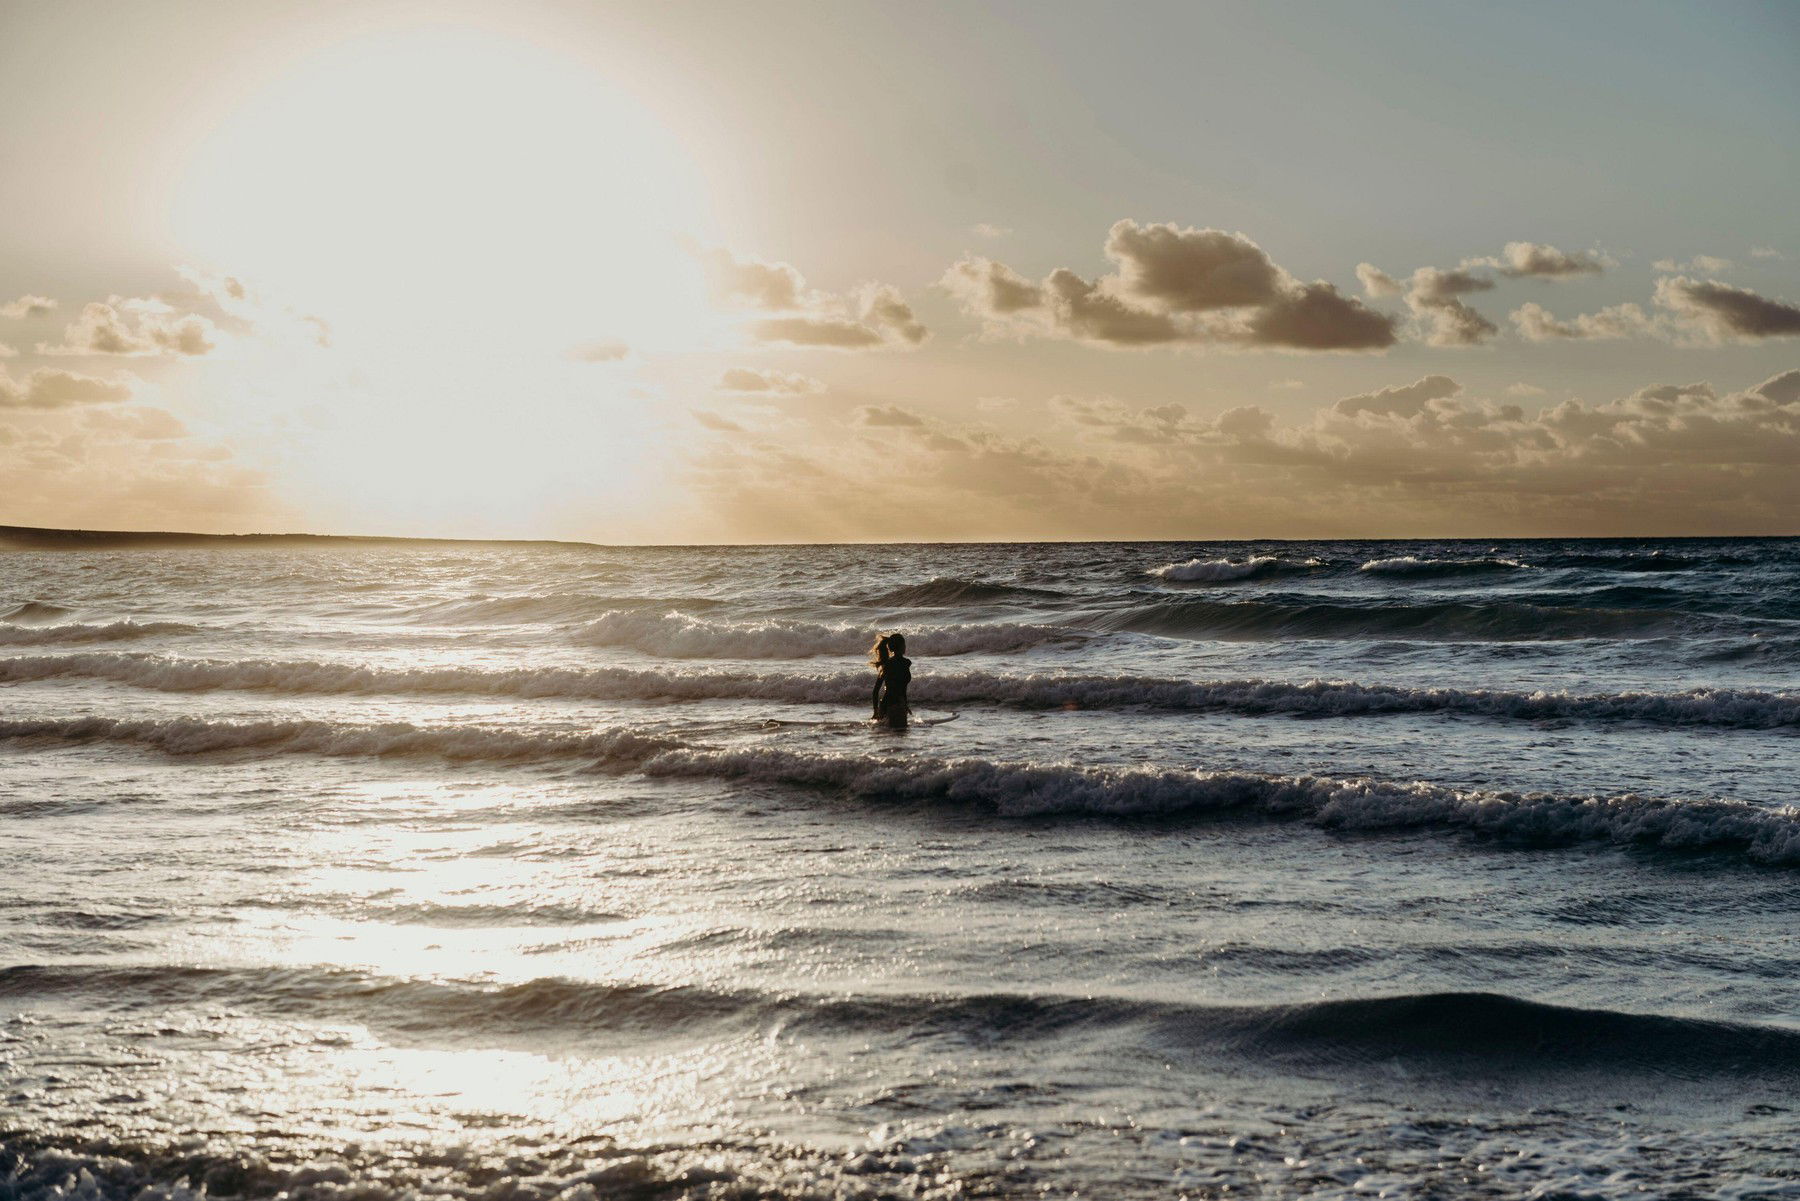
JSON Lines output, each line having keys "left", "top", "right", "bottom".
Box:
{"left": 4, "top": 537, "right": 1800, "bottom": 1199}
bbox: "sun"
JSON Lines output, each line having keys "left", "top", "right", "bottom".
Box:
{"left": 163, "top": 24, "right": 724, "bottom": 537}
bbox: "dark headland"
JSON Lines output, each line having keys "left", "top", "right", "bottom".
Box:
{"left": 0, "top": 523, "right": 598, "bottom": 551}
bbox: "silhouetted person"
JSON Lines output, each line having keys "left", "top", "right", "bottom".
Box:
{"left": 870, "top": 632, "right": 911, "bottom": 728}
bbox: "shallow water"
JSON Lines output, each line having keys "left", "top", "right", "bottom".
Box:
{"left": 3, "top": 537, "right": 1800, "bottom": 1198}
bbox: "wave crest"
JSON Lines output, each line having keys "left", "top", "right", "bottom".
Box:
{"left": 0, "top": 620, "right": 196, "bottom": 646}
{"left": 570, "top": 609, "right": 1075, "bottom": 658}
{"left": 1149, "top": 556, "right": 1323, "bottom": 583}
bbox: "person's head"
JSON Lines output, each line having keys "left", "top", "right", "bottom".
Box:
{"left": 869, "top": 631, "right": 906, "bottom": 666}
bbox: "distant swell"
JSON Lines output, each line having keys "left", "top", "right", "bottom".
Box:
{"left": 1149, "top": 556, "right": 1324, "bottom": 583}
{"left": 412, "top": 592, "right": 723, "bottom": 625}
{"left": 0, "top": 619, "right": 196, "bottom": 646}
{"left": 10, "top": 653, "right": 1800, "bottom": 729}
{"left": 858, "top": 576, "right": 1067, "bottom": 607}
{"left": 570, "top": 608, "right": 1076, "bottom": 658}
{"left": 1097, "top": 596, "right": 1684, "bottom": 641}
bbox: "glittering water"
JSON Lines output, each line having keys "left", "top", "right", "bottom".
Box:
{"left": 4, "top": 538, "right": 1800, "bottom": 1199}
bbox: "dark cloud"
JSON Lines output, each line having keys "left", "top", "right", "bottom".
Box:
{"left": 943, "top": 221, "right": 1394, "bottom": 352}
{"left": 1654, "top": 276, "right": 1800, "bottom": 340}
{"left": 1238, "top": 281, "right": 1397, "bottom": 350}
{"left": 859, "top": 285, "right": 929, "bottom": 345}
{"left": 1105, "top": 220, "right": 1283, "bottom": 311}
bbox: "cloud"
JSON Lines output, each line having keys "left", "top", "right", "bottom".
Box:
{"left": 1654, "top": 276, "right": 1800, "bottom": 341}
{"left": 1506, "top": 383, "right": 1547, "bottom": 397}
{"left": 40, "top": 298, "right": 218, "bottom": 356}
{"left": 1654, "top": 255, "right": 1733, "bottom": 274}
{"left": 1105, "top": 220, "right": 1284, "bottom": 311}
{"left": 691, "top": 409, "right": 744, "bottom": 432}
{"left": 717, "top": 367, "right": 824, "bottom": 395}
{"left": 855, "top": 404, "right": 926, "bottom": 427}
{"left": 749, "top": 316, "right": 886, "bottom": 349}
{"left": 1403, "top": 268, "right": 1498, "bottom": 346}
{"left": 1751, "top": 247, "right": 1783, "bottom": 261}
{"left": 697, "top": 247, "right": 808, "bottom": 311}
{"left": 858, "top": 285, "right": 929, "bottom": 345}
{"left": 0, "top": 366, "right": 134, "bottom": 408}
{"left": 1355, "top": 263, "right": 1403, "bottom": 298}
{"left": 701, "top": 244, "right": 929, "bottom": 350}
{"left": 683, "top": 367, "right": 1800, "bottom": 540}
{"left": 1484, "top": 241, "right": 1610, "bottom": 278}
{"left": 971, "top": 223, "right": 1012, "bottom": 238}
{"left": 568, "top": 340, "right": 630, "bottom": 362}
{"left": 1510, "top": 300, "right": 1657, "bottom": 341}
{"left": 942, "top": 220, "right": 1395, "bottom": 352}
{"left": 0, "top": 344, "right": 15, "bottom": 358}
{"left": 0, "top": 295, "right": 57, "bottom": 319}
{"left": 1333, "top": 374, "right": 1460, "bottom": 418}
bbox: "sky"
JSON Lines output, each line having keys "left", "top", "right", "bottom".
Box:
{"left": 0, "top": 0, "right": 1796, "bottom": 542}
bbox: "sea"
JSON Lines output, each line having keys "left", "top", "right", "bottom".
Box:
{"left": 3, "top": 536, "right": 1800, "bottom": 1200}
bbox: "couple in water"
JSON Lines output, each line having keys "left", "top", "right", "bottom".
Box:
{"left": 869, "top": 632, "right": 911, "bottom": 728}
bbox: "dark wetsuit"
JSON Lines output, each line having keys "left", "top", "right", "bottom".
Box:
{"left": 872, "top": 656, "right": 911, "bottom": 728}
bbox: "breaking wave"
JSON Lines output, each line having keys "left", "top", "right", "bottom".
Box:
{"left": 10, "top": 653, "right": 1800, "bottom": 729}
{"left": 636, "top": 746, "right": 1800, "bottom": 864}
{"left": 1149, "top": 556, "right": 1325, "bottom": 583}
{"left": 412, "top": 592, "right": 723, "bottom": 625}
{"left": 569, "top": 608, "right": 1077, "bottom": 658}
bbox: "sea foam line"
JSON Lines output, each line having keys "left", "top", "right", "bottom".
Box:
{"left": 6, "top": 653, "right": 1798, "bottom": 728}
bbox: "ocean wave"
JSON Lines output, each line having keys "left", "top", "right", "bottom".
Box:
{"left": 11, "top": 654, "right": 1798, "bottom": 729}
{"left": 0, "top": 619, "right": 197, "bottom": 646}
{"left": 1093, "top": 596, "right": 1681, "bottom": 642}
{"left": 1557, "top": 551, "right": 1701, "bottom": 573}
{"left": 570, "top": 608, "right": 1076, "bottom": 658}
{"left": 0, "top": 713, "right": 675, "bottom": 764}
{"left": 858, "top": 576, "right": 1067, "bottom": 607}
{"left": 1149, "top": 556, "right": 1324, "bottom": 583}
{"left": 1, "top": 600, "right": 76, "bottom": 624}
{"left": 1358, "top": 555, "right": 1529, "bottom": 577}
{"left": 636, "top": 746, "right": 1800, "bottom": 864}
{"left": 7, "top": 963, "right": 1796, "bottom": 1081}
{"left": 412, "top": 592, "right": 723, "bottom": 625}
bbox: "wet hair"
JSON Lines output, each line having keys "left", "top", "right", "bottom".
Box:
{"left": 869, "top": 631, "right": 906, "bottom": 667}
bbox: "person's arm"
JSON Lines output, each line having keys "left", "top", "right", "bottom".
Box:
{"left": 872, "top": 674, "right": 884, "bottom": 716}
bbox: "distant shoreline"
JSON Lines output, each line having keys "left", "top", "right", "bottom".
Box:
{"left": 0, "top": 522, "right": 1794, "bottom": 551}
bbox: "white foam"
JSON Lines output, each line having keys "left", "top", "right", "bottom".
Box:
{"left": 1149, "top": 556, "right": 1323, "bottom": 582}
